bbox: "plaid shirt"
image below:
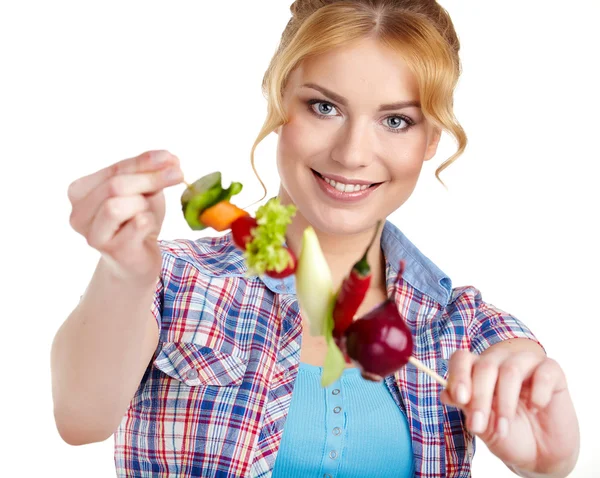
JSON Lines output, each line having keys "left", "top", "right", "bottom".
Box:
{"left": 114, "top": 220, "right": 539, "bottom": 477}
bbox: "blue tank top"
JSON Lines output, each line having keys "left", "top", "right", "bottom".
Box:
{"left": 272, "top": 362, "right": 414, "bottom": 478}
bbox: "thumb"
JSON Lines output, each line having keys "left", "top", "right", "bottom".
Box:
{"left": 440, "top": 389, "right": 460, "bottom": 408}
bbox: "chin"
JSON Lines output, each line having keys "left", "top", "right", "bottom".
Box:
{"left": 298, "top": 195, "right": 387, "bottom": 237}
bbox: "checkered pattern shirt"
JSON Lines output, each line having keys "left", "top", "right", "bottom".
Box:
{"left": 114, "top": 220, "right": 540, "bottom": 477}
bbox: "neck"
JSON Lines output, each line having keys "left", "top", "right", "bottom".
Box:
{"left": 277, "top": 191, "right": 387, "bottom": 293}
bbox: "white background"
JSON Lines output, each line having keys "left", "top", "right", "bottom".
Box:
{"left": 1, "top": 0, "right": 599, "bottom": 476}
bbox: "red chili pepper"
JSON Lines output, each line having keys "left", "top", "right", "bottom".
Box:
{"left": 332, "top": 220, "right": 382, "bottom": 340}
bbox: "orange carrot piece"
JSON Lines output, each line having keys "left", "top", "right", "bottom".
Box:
{"left": 199, "top": 201, "right": 249, "bottom": 231}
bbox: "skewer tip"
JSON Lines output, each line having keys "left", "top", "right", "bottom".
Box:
{"left": 408, "top": 356, "right": 448, "bottom": 388}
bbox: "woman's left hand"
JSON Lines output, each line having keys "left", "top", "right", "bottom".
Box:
{"left": 441, "top": 345, "right": 579, "bottom": 476}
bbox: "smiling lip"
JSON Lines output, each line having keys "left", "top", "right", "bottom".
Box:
{"left": 311, "top": 169, "right": 383, "bottom": 203}
{"left": 314, "top": 171, "right": 376, "bottom": 186}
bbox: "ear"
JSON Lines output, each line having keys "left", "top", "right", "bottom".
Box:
{"left": 424, "top": 126, "right": 442, "bottom": 162}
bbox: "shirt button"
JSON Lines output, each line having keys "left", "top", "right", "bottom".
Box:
{"left": 329, "top": 450, "right": 338, "bottom": 459}
{"left": 332, "top": 389, "right": 340, "bottom": 395}
{"left": 187, "top": 369, "right": 199, "bottom": 380}
{"left": 333, "top": 427, "right": 342, "bottom": 436}
{"left": 333, "top": 406, "right": 342, "bottom": 413}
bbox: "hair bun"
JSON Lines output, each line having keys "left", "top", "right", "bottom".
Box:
{"left": 290, "top": 0, "right": 338, "bottom": 18}
{"left": 291, "top": 0, "right": 441, "bottom": 18}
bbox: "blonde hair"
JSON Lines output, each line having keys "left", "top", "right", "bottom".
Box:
{"left": 251, "top": 0, "right": 467, "bottom": 199}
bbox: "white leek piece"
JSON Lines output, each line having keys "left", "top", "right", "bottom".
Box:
{"left": 296, "top": 226, "right": 334, "bottom": 337}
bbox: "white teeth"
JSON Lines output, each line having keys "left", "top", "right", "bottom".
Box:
{"left": 322, "top": 176, "right": 371, "bottom": 192}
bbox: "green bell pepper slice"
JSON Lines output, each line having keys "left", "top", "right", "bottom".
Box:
{"left": 180, "top": 171, "right": 244, "bottom": 231}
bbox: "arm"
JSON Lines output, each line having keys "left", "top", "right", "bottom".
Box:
{"left": 481, "top": 338, "right": 544, "bottom": 359}
{"left": 50, "top": 257, "right": 160, "bottom": 445}
{"left": 441, "top": 288, "right": 579, "bottom": 478}
{"left": 507, "top": 463, "right": 579, "bottom": 478}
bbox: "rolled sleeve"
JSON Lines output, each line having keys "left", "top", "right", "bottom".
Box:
{"left": 151, "top": 273, "right": 164, "bottom": 329}
{"left": 151, "top": 239, "right": 178, "bottom": 330}
{"left": 469, "top": 294, "right": 543, "bottom": 355}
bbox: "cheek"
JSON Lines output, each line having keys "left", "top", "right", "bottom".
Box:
{"left": 277, "top": 114, "right": 323, "bottom": 165}
{"left": 276, "top": 120, "right": 307, "bottom": 196}
{"left": 384, "top": 133, "right": 429, "bottom": 179}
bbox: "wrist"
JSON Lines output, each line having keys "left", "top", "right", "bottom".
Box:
{"left": 98, "top": 255, "right": 159, "bottom": 291}
{"left": 507, "top": 448, "right": 579, "bottom": 478}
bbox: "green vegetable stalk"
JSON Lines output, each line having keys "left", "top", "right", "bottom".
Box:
{"left": 322, "top": 299, "right": 347, "bottom": 387}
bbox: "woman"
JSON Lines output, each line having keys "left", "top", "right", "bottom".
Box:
{"left": 51, "top": 0, "right": 580, "bottom": 476}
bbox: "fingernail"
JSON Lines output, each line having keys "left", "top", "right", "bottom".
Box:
{"left": 497, "top": 417, "right": 509, "bottom": 439}
{"left": 470, "top": 410, "right": 485, "bottom": 434}
{"left": 163, "top": 167, "right": 182, "bottom": 181}
{"left": 152, "top": 151, "right": 171, "bottom": 165}
{"left": 456, "top": 383, "right": 469, "bottom": 405}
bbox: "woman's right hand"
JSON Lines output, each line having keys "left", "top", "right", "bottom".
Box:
{"left": 67, "top": 150, "right": 184, "bottom": 284}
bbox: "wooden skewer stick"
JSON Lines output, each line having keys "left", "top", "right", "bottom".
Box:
{"left": 408, "top": 356, "right": 448, "bottom": 388}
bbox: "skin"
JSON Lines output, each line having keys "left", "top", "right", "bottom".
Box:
{"left": 273, "top": 37, "right": 579, "bottom": 477}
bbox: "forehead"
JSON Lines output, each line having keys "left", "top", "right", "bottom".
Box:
{"left": 286, "top": 37, "right": 419, "bottom": 103}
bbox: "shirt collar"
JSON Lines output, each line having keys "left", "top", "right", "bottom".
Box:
{"left": 257, "top": 220, "right": 452, "bottom": 307}
{"left": 380, "top": 220, "right": 452, "bottom": 307}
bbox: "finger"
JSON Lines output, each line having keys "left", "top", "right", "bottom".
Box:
{"left": 494, "top": 352, "right": 544, "bottom": 436}
{"left": 67, "top": 150, "right": 178, "bottom": 204}
{"left": 446, "top": 350, "right": 476, "bottom": 406}
{"left": 104, "top": 211, "right": 161, "bottom": 279}
{"left": 112, "top": 210, "right": 158, "bottom": 254}
{"left": 70, "top": 166, "right": 182, "bottom": 235}
{"left": 529, "top": 358, "right": 566, "bottom": 411}
{"left": 467, "top": 357, "right": 500, "bottom": 435}
{"left": 129, "top": 211, "right": 160, "bottom": 247}
{"left": 86, "top": 195, "right": 150, "bottom": 250}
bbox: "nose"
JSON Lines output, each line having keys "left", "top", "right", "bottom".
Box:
{"left": 330, "top": 118, "right": 374, "bottom": 169}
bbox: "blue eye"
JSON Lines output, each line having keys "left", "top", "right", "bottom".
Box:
{"left": 386, "top": 116, "right": 407, "bottom": 129}
{"left": 314, "top": 101, "right": 336, "bottom": 116}
{"left": 306, "top": 99, "right": 415, "bottom": 134}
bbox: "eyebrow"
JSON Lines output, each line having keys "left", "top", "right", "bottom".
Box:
{"left": 301, "top": 82, "right": 421, "bottom": 111}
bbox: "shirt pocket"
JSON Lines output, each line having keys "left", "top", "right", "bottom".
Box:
{"left": 153, "top": 341, "right": 247, "bottom": 387}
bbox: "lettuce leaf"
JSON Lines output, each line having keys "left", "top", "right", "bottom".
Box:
{"left": 244, "top": 198, "right": 297, "bottom": 276}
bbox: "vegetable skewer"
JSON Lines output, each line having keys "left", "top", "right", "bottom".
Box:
{"left": 332, "top": 220, "right": 382, "bottom": 340}
{"left": 340, "top": 260, "right": 447, "bottom": 387}
{"left": 180, "top": 171, "right": 447, "bottom": 388}
{"left": 180, "top": 171, "right": 297, "bottom": 277}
